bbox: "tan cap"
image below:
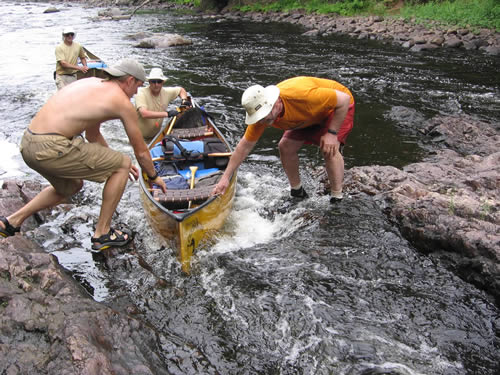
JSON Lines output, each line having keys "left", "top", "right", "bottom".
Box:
{"left": 103, "top": 58, "right": 147, "bottom": 82}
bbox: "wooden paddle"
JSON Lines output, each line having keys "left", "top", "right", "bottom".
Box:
{"left": 165, "top": 116, "right": 177, "bottom": 135}
{"left": 188, "top": 166, "right": 198, "bottom": 209}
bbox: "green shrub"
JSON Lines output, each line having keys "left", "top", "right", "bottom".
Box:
{"left": 401, "top": 0, "right": 500, "bottom": 31}
{"left": 199, "top": 0, "right": 499, "bottom": 30}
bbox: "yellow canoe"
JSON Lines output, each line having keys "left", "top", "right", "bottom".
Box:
{"left": 138, "top": 104, "right": 237, "bottom": 273}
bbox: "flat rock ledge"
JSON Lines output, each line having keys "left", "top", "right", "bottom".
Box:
{"left": 317, "top": 113, "right": 499, "bottom": 305}
{"left": 0, "top": 182, "right": 173, "bottom": 375}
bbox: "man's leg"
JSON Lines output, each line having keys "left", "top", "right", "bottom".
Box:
{"left": 324, "top": 149, "right": 344, "bottom": 196}
{"left": 1, "top": 182, "right": 81, "bottom": 231}
{"left": 93, "top": 155, "right": 131, "bottom": 239}
{"left": 55, "top": 74, "right": 76, "bottom": 90}
{"left": 278, "top": 137, "right": 305, "bottom": 188}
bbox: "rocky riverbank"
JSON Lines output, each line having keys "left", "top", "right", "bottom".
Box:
{"left": 2, "top": 114, "right": 498, "bottom": 373}
{"left": 0, "top": 182, "right": 172, "bottom": 374}
{"left": 57, "top": 0, "right": 500, "bottom": 55}
{"left": 316, "top": 112, "right": 500, "bottom": 306}
{"left": 1, "top": 1, "right": 498, "bottom": 373}
{"left": 216, "top": 11, "right": 500, "bottom": 56}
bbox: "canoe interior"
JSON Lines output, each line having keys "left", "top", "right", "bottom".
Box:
{"left": 139, "top": 105, "right": 236, "bottom": 273}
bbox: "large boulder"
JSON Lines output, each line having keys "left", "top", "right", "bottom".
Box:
{"left": 127, "top": 32, "right": 192, "bottom": 48}
{"left": 0, "top": 181, "right": 169, "bottom": 375}
{"left": 317, "top": 114, "right": 500, "bottom": 304}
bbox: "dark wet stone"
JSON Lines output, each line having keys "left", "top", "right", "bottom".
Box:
{"left": 0, "top": 181, "right": 177, "bottom": 375}
{"left": 316, "top": 114, "right": 500, "bottom": 305}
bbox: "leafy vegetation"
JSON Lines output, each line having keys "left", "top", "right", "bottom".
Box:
{"left": 226, "top": 0, "right": 499, "bottom": 30}
{"left": 400, "top": 0, "right": 500, "bottom": 30}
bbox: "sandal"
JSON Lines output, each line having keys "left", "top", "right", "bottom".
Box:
{"left": 91, "top": 227, "right": 133, "bottom": 251}
{"left": 0, "top": 216, "right": 20, "bottom": 238}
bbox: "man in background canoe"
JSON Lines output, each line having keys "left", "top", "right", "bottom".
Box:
{"left": 135, "top": 67, "right": 191, "bottom": 144}
{"left": 212, "top": 76, "right": 355, "bottom": 204}
{"left": 0, "top": 59, "right": 167, "bottom": 250}
{"left": 54, "top": 27, "right": 89, "bottom": 90}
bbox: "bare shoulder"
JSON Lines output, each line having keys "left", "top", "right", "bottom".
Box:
{"left": 70, "top": 77, "right": 120, "bottom": 94}
{"left": 66, "top": 78, "right": 128, "bottom": 105}
{"left": 56, "top": 78, "right": 132, "bottom": 120}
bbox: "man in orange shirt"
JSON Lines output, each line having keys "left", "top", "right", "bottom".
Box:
{"left": 212, "top": 76, "right": 355, "bottom": 203}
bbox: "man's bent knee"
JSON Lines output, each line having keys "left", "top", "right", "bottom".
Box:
{"left": 114, "top": 155, "right": 131, "bottom": 174}
{"left": 323, "top": 149, "right": 344, "bottom": 163}
{"left": 121, "top": 155, "right": 132, "bottom": 169}
{"left": 279, "top": 138, "right": 301, "bottom": 154}
{"left": 55, "top": 179, "right": 83, "bottom": 198}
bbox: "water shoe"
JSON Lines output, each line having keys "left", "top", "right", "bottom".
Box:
{"left": 290, "top": 186, "right": 308, "bottom": 199}
{"left": 91, "top": 227, "right": 133, "bottom": 251}
{"left": 0, "top": 216, "right": 20, "bottom": 238}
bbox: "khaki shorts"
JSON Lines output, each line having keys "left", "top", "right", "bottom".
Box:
{"left": 20, "top": 129, "right": 124, "bottom": 197}
{"left": 55, "top": 73, "right": 77, "bottom": 90}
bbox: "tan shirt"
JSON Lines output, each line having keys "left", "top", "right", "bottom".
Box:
{"left": 135, "top": 86, "right": 182, "bottom": 140}
{"left": 55, "top": 41, "right": 86, "bottom": 75}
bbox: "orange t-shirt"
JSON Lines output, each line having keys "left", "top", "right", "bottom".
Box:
{"left": 243, "top": 76, "right": 354, "bottom": 142}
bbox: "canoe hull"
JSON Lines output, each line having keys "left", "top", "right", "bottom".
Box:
{"left": 139, "top": 106, "right": 236, "bottom": 273}
{"left": 139, "top": 174, "right": 236, "bottom": 273}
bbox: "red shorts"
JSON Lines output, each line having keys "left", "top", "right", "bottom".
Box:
{"left": 282, "top": 103, "right": 355, "bottom": 145}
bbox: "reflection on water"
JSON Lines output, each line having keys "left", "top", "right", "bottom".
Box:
{"left": 1, "top": 2, "right": 499, "bottom": 374}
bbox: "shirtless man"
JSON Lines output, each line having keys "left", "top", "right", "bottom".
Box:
{"left": 0, "top": 59, "right": 167, "bottom": 251}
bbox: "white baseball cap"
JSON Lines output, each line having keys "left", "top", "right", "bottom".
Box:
{"left": 241, "top": 84, "right": 280, "bottom": 124}
{"left": 103, "top": 58, "right": 147, "bottom": 82}
{"left": 62, "top": 27, "right": 75, "bottom": 35}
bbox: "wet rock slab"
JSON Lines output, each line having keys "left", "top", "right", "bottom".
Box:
{"left": 322, "top": 114, "right": 500, "bottom": 304}
{"left": 0, "top": 181, "right": 169, "bottom": 375}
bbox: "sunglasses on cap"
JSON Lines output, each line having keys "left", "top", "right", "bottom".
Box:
{"left": 64, "top": 33, "right": 75, "bottom": 37}
{"left": 149, "top": 80, "right": 163, "bottom": 84}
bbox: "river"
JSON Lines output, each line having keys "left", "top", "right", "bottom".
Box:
{"left": 0, "top": 2, "right": 499, "bottom": 374}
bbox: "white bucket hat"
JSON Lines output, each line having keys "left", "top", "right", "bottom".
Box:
{"left": 103, "top": 58, "right": 147, "bottom": 82}
{"left": 62, "top": 27, "right": 75, "bottom": 35}
{"left": 146, "top": 68, "right": 167, "bottom": 81}
{"left": 241, "top": 84, "right": 280, "bottom": 124}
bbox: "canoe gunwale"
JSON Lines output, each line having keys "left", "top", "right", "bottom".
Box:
{"left": 139, "top": 105, "right": 235, "bottom": 223}
{"left": 138, "top": 176, "right": 218, "bottom": 222}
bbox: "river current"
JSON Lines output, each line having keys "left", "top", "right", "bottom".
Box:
{"left": 0, "top": 2, "right": 499, "bottom": 374}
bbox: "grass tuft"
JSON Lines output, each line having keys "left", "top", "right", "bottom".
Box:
{"left": 227, "top": 0, "right": 499, "bottom": 31}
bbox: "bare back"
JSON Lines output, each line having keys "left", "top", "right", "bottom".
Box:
{"left": 30, "top": 77, "right": 133, "bottom": 138}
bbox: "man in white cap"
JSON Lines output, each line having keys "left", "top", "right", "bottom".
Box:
{"left": 212, "top": 76, "right": 355, "bottom": 204}
{"left": 0, "top": 59, "right": 167, "bottom": 251}
{"left": 134, "top": 67, "right": 191, "bottom": 143}
{"left": 54, "top": 27, "right": 89, "bottom": 90}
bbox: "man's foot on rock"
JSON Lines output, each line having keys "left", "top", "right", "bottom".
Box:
{"left": 330, "top": 196, "right": 343, "bottom": 204}
{"left": 290, "top": 186, "right": 308, "bottom": 199}
{"left": 0, "top": 216, "right": 20, "bottom": 238}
